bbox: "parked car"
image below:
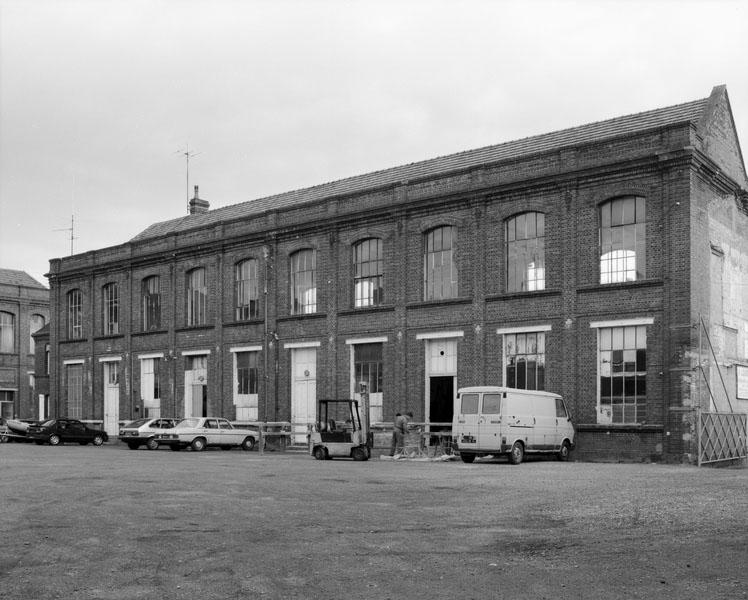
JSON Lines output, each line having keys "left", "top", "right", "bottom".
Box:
{"left": 119, "top": 417, "right": 179, "bottom": 450}
{"left": 27, "top": 418, "right": 108, "bottom": 446}
{"left": 153, "top": 417, "right": 257, "bottom": 451}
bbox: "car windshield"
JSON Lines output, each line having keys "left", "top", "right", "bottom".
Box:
{"left": 176, "top": 418, "right": 200, "bottom": 428}
{"left": 124, "top": 418, "right": 150, "bottom": 428}
{"left": 41, "top": 420, "right": 55, "bottom": 427}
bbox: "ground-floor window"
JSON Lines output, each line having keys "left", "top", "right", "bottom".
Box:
{"left": 598, "top": 325, "right": 647, "bottom": 424}
{"left": 354, "top": 343, "right": 383, "bottom": 423}
{"left": 234, "top": 350, "right": 259, "bottom": 421}
{"left": 141, "top": 357, "right": 161, "bottom": 418}
{"left": 0, "top": 391, "right": 14, "bottom": 420}
{"left": 505, "top": 332, "right": 545, "bottom": 390}
{"left": 66, "top": 364, "right": 83, "bottom": 418}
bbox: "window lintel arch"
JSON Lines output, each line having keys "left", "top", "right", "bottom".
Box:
{"left": 419, "top": 218, "right": 460, "bottom": 235}
{"left": 595, "top": 190, "right": 647, "bottom": 209}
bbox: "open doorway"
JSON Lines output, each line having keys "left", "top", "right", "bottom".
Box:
{"left": 429, "top": 376, "right": 454, "bottom": 430}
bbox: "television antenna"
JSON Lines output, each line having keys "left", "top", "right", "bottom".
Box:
{"left": 175, "top": 144, "right": 201, "bottom": 213}
{"left": 53, "top": 214, "right": 77, "bottom": 256}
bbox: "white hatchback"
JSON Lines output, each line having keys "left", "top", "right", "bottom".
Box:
{"left": 119, "top": 417, "right": 179, "bottom": 450}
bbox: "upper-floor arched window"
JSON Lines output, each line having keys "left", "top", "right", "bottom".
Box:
{"left": 187, "top": 268, "right": 207, "bottom": 326}
{"left": 600, "top": 196, "right": 646, "bottom": 284}
{"left": 0, "top": 311, "right": 14, "bottom": 353}
{"left": 102, "top": 282, "right": 119, "bottom": 335}
{"left": 424, "top": 226, "right": 457, "bottom": 300}
{"left": 290, "top": 250, "right": 317, "bottom": 314}
{"left": 29, "top": 314, "right": 45, "bottom": 354}
{"left": 142, "top": 275, "right": 161, "bottom": 331}
{"left": 506, "top": 212, "right": 545, "bottom": 292}
{"left": 353, "top": 238, "right": 384, "bottom": 307}
{"left": 66, "top": 289, "right": 83, "bottom": 339}
{"left": 235, "top": 259, "right": 259, "bottom": 321}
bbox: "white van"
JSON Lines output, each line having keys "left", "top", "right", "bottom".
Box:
{"left": 453, "top": 386, "right": 575, "bottom": 465}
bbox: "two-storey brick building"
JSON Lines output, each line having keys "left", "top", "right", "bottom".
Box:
{"left": 0, "top": 269, "right": 49, "bottom": 421}
{"left": 45, "top": 85, "right": 748, "bottom": 462}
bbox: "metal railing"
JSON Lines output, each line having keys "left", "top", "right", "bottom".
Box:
{"left": 697, "top": 409, "right": 748, "bottom": 466}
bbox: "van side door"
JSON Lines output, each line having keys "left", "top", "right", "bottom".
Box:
{"left": 533, "top": 396, "right": 557, "bottom": 450}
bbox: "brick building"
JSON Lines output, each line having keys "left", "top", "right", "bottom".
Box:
{"left": 0, "top": 269, "right": 49, "bottom": 421}
{"left": 45, "top": 85, "right": 748, "bottom": 462}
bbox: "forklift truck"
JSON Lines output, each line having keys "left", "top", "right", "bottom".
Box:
{"left": 309, "top": 399, "right": 371, "bottom": 461}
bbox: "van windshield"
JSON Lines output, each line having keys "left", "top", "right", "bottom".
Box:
{"left": 460, "top": 393, "right": 479, "bottom": 414}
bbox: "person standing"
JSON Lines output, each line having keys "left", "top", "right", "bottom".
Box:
{"left": 389, "top": 412, "right": 407, "bottom": 456}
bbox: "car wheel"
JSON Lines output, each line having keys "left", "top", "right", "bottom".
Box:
{"left": 92, "top": 435, "right": 104, "bottom": 446}
{"left": 191, "top": 437, "right": 206, "bottom": 452}
{"left": 49, "top": 434, "right": 61, "bottom": 446}
{"left": 509, "top": 441, "right": 524, "bottom": 465}
{"left": 241, "top": 437, "right": 255, "bottom": 451}
{"left": 352, "top": 447, "right": 367, "bottom": 461}
{"left": 313, "top": 446, "right": 327, "bottom": 461}
{"left": 557, "top": 440, "right": 571, "bottom": 461}
{"left": 146, "top": 438, "right": 159, "bottom": 451}
{"left": 127, "top": 442, "right": 139, "bottom": 450}
{"left": 460, "top": 453, "right": 476, "bottom": 463}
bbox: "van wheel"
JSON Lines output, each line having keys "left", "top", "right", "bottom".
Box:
{"left": 509, "top": 441, "right": 524, "bottom": 465}
{"left": 557, "top": 440, "right": 571, "bottom": 461}
{"left": 460, "top": 453, "right": 475, "bottom": 463}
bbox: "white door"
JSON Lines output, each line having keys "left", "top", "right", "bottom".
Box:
{"left": 291, "top": 347, "right": 316, "bottom": 444}
{"left": 103, "top": 362, "right": 120, "bottom": 437}
{"left": 185, "top": 355, "right": 208, "bottom": 418}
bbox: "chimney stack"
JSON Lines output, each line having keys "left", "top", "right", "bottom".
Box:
{"left": 188, "top": 185, "right": 209, "bottom": 215}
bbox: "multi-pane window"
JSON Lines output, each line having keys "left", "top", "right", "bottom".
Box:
{"left": 236, "top": 351, "right": 259, "bottom": 395}
{"left": 141, "top": 357, "right": 161, "bottom": 417}
{"left": 353, "top": 238, "right": 384, "bottom": 307}
{"left": 0, "top": 391, "right": 13, "bottom": 420}
{"left": 506, "top": 212, "right": 545, "bottom": 292}
{"left": 599, "top": 325, "right": 647, "bottom": 424}
{"left": 600, "top": 196, "right": 646, "bottom": 284}
{"left": 187, "top": 268, "right": 207, "bottom": 326}
{"left": 0, "top": 312, "right": 14, "bottom": 353}
{"left": 505, "top": 332, "right": 545, "bottom": 390}
{"left": 66, "top": 363, "right": 83, "bottom": 418}
{"left": 291, "top": 250, "right": 317, "bottom": 314}
{"left": 67, "top": 290, "right": 83, "bottom": 339}
{"left": 424, "top": 226, "right": 458, "bottom": 300}
{"left": 354, "top": 343, "right": 383, "bottom": 394}
{"left": 235, "top": 259, "right": 259, "bottom": 321}
{"left": 142, "top": 276, "right": 161, "bottom": 331}
{"left": 29, "top": 314, "right": 45, "bottom": 354}
{"left": 102, "top": 283, "right": 119, "bottom": 335}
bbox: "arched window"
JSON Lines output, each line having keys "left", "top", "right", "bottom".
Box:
{"left": 424, "top": 226, "right": 457, "bottom": 300}
{"left": 353, "top": 238, "right": 384, "bottom": 307}
{"left": 235, "top": 259, "right": 259, "bottom": 320}
{"left": 142, "top": 276, "right": 161, "bottom": 331}
{"left": 506, "top": 212, "right": 545, "bottom": 292}
{"left": 187, "top": 268, "right": 207, "bottom": 326}
{"left": 29, "top": 314, "right": 45, "bottom": 354}
{"left": 600, "top": 196, "right": 646, "bottom": 284}
{"left": 290, "top": 250, "right": 317, "bottom": 314}
{"left": 66, "top": 289, "right": 83, "bottom": 339}
{"left": 102, "top": 282, "right": 119, "bottom": 335}
{"left": 0, "top": 311, "right": 14, "bottom": 353}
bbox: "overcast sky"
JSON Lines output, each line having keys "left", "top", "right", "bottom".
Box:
{"left": 1, "top": 0, "right": 747, "bottom": 287}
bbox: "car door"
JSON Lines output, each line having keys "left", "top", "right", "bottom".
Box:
{"left": 63, "top": 421, "right": 85, "bottom": 443}
{"left": 217, "top": 419, "right": 238, "bottom": 445}
{"left": 202, "top": 419, "right": 220, "bottom": 445}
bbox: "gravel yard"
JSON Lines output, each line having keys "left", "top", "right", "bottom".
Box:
{"left": 0, "top": 443, "right": 746, "bottom": 600}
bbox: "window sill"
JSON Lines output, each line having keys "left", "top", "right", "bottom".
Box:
{"left": 575, "top": 423, "right": 664, "bottom": 432}
{"left": 94, "top": 334, "right": 125, "bottom": 341}
{"left": 224, "top": 319, "right": 264, "bottom": 328}
{"left": 132, "top": 329, "right": 169, "bottom": 337}
{"left": 174, "top": 325, "right": 215, "bottom": 333}
{"left": 338, "top": 305, "right": 396, "bottom": 316}
{"left": 276, "top": 312, "right": 327, "bottom": 323}
{"left": 60, "top": 338, "right": 88, "bottom": 344}
{"left": 486, "top": 289, "right": 561, "bottom": 302}
{"left": 406, "top": 297, "right": 472, "bottom": 310}
{"left": 576, "top": 279, "right": 663, "bottom": 293}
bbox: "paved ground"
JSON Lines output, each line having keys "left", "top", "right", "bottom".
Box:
{"left": 0, "top": 442, "right": 746, "bottom": 600}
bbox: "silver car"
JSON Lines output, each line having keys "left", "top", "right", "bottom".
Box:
{"left": 154, "top": 417, "right": 258, "bottom": 452}
{"left": 119, "top": 417, "right": 179, "bottom": 450}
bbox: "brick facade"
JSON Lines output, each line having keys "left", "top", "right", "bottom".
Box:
{"left": 44, "top": 86, "right": 748, "bottom": 462}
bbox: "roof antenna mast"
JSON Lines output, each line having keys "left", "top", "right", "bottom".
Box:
{"left": 175, "top": 144, "right": 201, "bottom": 214}
{"left": 53, "top": 215, "right": 77, "bottom": 256}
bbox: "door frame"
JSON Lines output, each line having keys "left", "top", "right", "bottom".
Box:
{"left": 287, "top": 342, "right": 320, "bottom": 444}
{"left": 417, "top": 331, "right": 463, "bottom": 427}
{"left": 99, "top": 357, "right": 121, "bottom": 437}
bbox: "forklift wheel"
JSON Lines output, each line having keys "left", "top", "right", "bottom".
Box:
{"left": 313, "top": 446, "right": 328, "bottom": 461}
{"left": 352, "top": 447, "right": 368, "bottom": 461}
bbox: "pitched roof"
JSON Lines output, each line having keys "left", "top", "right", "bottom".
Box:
{"left": 131, "top": 93, "right": 710, "bottom": 243}
{"left": 0, "top": 268, "right": 47, "bottom": 289}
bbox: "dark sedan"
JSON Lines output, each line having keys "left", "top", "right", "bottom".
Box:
{"left": 27, "top": 419, "right": 108, "bottom": 446}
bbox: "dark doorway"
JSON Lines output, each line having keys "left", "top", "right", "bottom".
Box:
{"left": 429, "top": 376, "right": 454, "bottom": 430}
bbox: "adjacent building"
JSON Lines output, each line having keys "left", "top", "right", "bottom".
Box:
{"left": 0, "top": 269, "right": 49, "bottom": 421}
{"left": 45, "top": 85, "right": 748, "bottom": 462}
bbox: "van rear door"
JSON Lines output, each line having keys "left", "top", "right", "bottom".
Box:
{"left": 454, "top": 391, "right": 480, "bottom": 452}
{"left": 477, "top": 391, "right": 502, "bottom": 452}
